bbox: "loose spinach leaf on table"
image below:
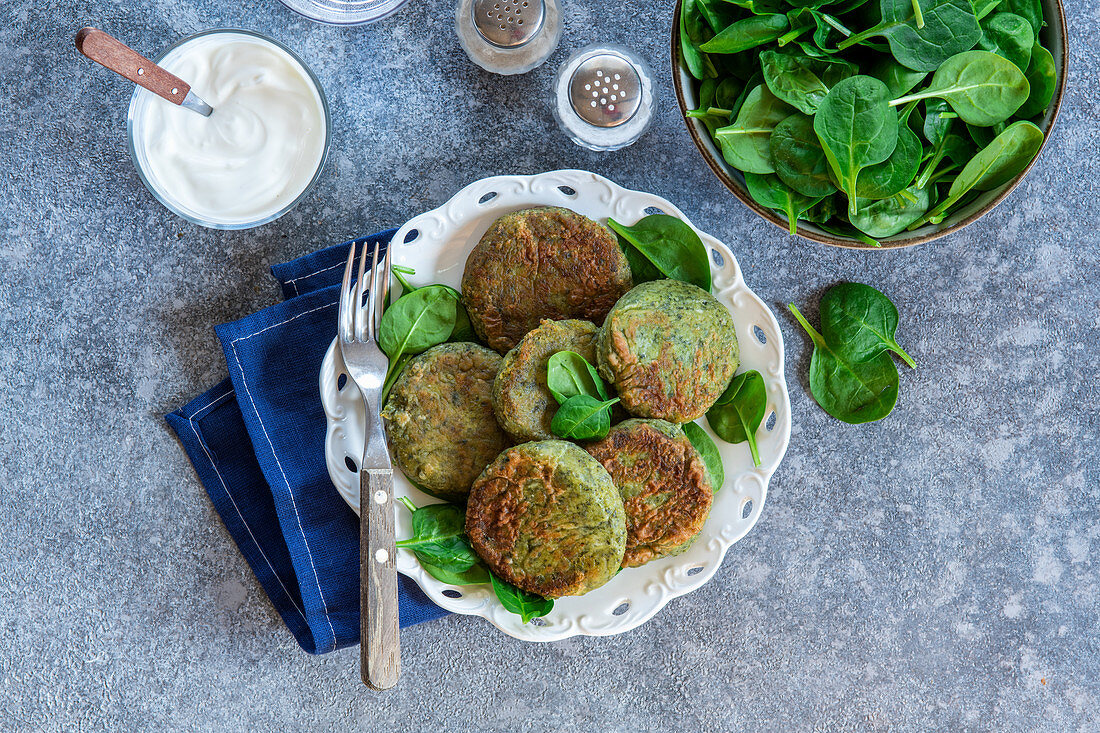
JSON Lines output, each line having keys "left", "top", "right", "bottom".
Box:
{"left": 977, "top": 12, "right": 1035, "bottom": 72}
{"left": 744, "top": 172, "right": 825, "bottom": 234}
{"left": 550, "top": 395, "right": 620, "bottom": 441}
{"left": 396, "top": 498, "right": 490, "bottom": 585}
{"left": 682, "top": 422, "right": 726, "bottom": 491}
{"left": 788, "top": 304, "right": 900, "bottom": 424}
{"left": 771, "top": 113, "right": 838, "bottom": 198}
{"left": 818, "top": 282, "right": 917, "bottom": 367}
{"left": 607, "top": 215, "right": 711, "bottom": 292}
{"left": 813, "top": 75, "right": 899, "bottom": 215}
{"left": 546, "top": 351, "right": 609, "bottom": 403}
{"left": 706, "top": 370, "right": 767, "bottom": 466}
{"left": 715, "top": 84, "right": 795, "bottom": 174}
{"left": 889, "top": 50, "right": 1030, "bottom": 127}
{"left": 838, "top": 0, "right": 982, "bottom": 72}
{"left": 490, "top": 573, "right": 554, "bottom": 624}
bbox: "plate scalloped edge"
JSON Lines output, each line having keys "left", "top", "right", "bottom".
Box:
{"left": 319, "top": 169, "right": 791, "bottom": 642}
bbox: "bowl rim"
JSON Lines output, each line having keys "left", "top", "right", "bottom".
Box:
{"left": 125, "top": 28, "right": 332, "bottom": 231}
{"left": 670, "top": 0, "right": 1069, "bottom": 250}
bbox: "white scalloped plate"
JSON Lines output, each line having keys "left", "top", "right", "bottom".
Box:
{"left": 320, "top": 169, "right": 790, "bottom": 641}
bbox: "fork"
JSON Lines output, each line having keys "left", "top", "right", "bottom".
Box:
{"left": 338, "top": 240, "right": 399, "bottom": 690}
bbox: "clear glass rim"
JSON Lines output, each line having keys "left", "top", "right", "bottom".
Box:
{"left": 126, "top": 28, "right": 332, "bottom": 231}
{"left": 276, "top": 0, "right": 413, "bottom": 25}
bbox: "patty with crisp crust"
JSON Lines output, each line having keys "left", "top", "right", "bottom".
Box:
{"left": 461, "top": 207, "right": 633, "bottom": 353}
{"left": 492, "top": 319, "right": 600, "bottom": 443}
{"left": 598, "top": 278, "right": 738, "bottom": 423}
{"left": 585, "top": 419, "right": 713, "bottom": 568}
{"left": 381, "top": 343, "right": 509, "bottom": 503}
{"left": 465, "top": 440, "right": 626, "bottom": 598}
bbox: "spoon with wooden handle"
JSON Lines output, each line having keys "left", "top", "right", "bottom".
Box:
{"left": 75, "top": 28, "right": 213, "bottom": 117}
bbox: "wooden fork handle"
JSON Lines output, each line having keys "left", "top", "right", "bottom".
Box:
{"left": 361, "top": 468, "right": 400, "bottom": 690}
{"left": 75, "top": 27, "right": 192, "bottom": 106}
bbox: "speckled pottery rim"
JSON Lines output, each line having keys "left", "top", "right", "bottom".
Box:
{"left": 125, "top": 29, "right": 331, "bottom": 231}
{"left": 670, "top": 0, "right": 1069, "bottom": 250}
{"left": 319, "top": 170, "right": 793, "bottom": 642}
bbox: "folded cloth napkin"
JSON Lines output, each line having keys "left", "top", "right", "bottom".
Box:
{"left": 166, "top": 230, "right": 449, "bottom": 654}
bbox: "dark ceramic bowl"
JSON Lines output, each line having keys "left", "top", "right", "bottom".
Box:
{"left": 671, "top": 0, "right": 1068, "bottom": 249}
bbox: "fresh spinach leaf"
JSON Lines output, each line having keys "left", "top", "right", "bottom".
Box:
{"left": 681, "top": 0, "right": 718, "bottom": 80}
{"left": 850, "top": 182, "right": 932, "bottom": 236}
{"left": 1000, "top": 0, "right": 1042, "bottom": 34}
{"left": 546, "top": 351, "right": 608, "bottom": 403}
{"left": 682, "top": 422, "right": 726, "bottom": 491}
{"left": 854, "top": 123, "right": 922, "bottom": 199}
{"left": 771, "top": 113, "right": 838, "bottom": 197}
{"left": 818, "top": 282, "right": 917, "bottom": 367}
{"left": 714, "top": 84, "right": 795, "bottom": 174}
{"left": 869, "top": 57, "right": 929, "bottom": 96}
{"left": 705, "top": 370, "right": 767, "bottom": 466}
{"left": 379, "top": 285, "right": 459, "bottom": 399}
{"left": 888, "top": 50, "right": 1030, "bottom": 126}
{"left": 977, "top": 12, "right": 1034, "bottom": 71}
{"left": 490, "top": 572, "right": 554, "bottom": 624}
{"left": 838, "top": 0, "right": 982, "bottom": 72}
{"left": 700, "top": 14, "right": 791, "bottom": 54}
{"left": 550, "top": 395, "right": 620, "bottom": 441}
{"left": 744, "top": 172, "right": 825, "bottom": 234}
{"left": 396, "top": 498, "right": 490, "bottom": 586}
{"left": 607, "top": 215, "right": 712, "bottom": 292}
{"left": 813, "top": 75, "right": 900, "bottom": 215}
{"left": 916, "top": 119, "right": 1043, "bottom": 225}
{"left": 1015, "top": 41, "right": 1056, "bottom": 118}
{"left": 760, "top": 49, "right": 856, "bottom": 114}
{"left": 788, "top": 304, "right": 900, "bottom": 424}
{"left": 971, "top": 0, "right": 1005, "bottom": 20}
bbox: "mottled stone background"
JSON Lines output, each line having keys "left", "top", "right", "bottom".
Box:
{"left": 1, "top": 0, "right": 1097, "bottom": 730}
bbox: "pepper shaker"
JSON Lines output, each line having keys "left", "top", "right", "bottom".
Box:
{"left": 553, "top": 44, "right": 655, "bottom": 151}
{"left": 456, "top": 0, "right": 562, "bottom": 75}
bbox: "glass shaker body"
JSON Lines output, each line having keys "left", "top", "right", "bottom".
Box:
{"left": 553, "top": 44, "right": 655, "bottom": 151}
{"left": 456, "top": 0, "right": 562, "bottom": 75}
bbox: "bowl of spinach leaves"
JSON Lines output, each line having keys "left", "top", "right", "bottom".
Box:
{"left": 672, "top": 0, "right": 1067, "bottom": 248}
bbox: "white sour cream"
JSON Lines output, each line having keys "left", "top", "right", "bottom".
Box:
{"left": 133, "top": 32, "right": 327, "bottom": 226}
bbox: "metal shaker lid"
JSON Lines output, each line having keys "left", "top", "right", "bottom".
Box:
{"left": 567, "top": 51, "right": 642, "bottom": 128}
{"left": 472, "top": 0, "right": 544, "bottom": 48}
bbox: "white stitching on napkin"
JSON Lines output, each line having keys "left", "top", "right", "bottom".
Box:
{"left": 186, "top": 388, "right": 309, "bottom": 625}
{"left": 229, "top": 300, "right": 340, "bottom": 653}
{"left": 283, "top": 260, "right": 346, "bottom": 297}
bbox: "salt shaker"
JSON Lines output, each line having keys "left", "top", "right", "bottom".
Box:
{"left": 553, "top": 44, "right": 655, "bottom": 152}
{"left": 456, "top": 0, "right": 562, "bottom": 75}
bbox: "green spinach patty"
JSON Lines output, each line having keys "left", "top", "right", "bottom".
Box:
{"left": 382, "top": 343, "right": 509, "bottom": 503}
{"left": 465, "top": 441, "right": 626, "bottom": 598}
{"left": 598, "top": 279, "right": 739, "bottom": 423}
{"left": 586, "top": 420, "right": 713, "bottom": 568}
{"left": 461, "top": 207, "right": 633, "bottom": 353}
{"left": 493, "top": 319, "right": 601, "bottom": 443}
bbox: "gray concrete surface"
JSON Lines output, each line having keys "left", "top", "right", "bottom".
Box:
{"left": 1, "top": 0, "right": 1098, "bottom": 730}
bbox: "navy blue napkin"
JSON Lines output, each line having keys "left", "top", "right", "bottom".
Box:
{"left": 166, "top": 230, "right": 449, "bottom": 654}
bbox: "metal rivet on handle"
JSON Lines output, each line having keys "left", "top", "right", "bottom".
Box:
{"left": 568, "top": 53, "right": 641, "bottom": 128}
{"left": 473, "top": 0, "right": 544, "bottom": 48}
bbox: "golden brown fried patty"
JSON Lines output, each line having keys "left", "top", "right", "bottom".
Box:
{"left": 381, "top": 343, "right": 508, "bottom": 503}
{"left": 598, "top": 279, "right": 739, "bottom": 423}
{"left": 461, "top": 207, "right": 633, "bottom": 353}
{"left": 466, "top": 440, "right": 626, "bottom": 598}
{"left": 492, "top": 319, "right": 599, "bottom": 442}
{"left": 585, "top": 419, "right": 712, "bottom": 568}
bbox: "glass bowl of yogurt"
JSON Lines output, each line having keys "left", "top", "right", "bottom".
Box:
{"left": 127, "top": 29, "right": 330, "bottom": 230}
